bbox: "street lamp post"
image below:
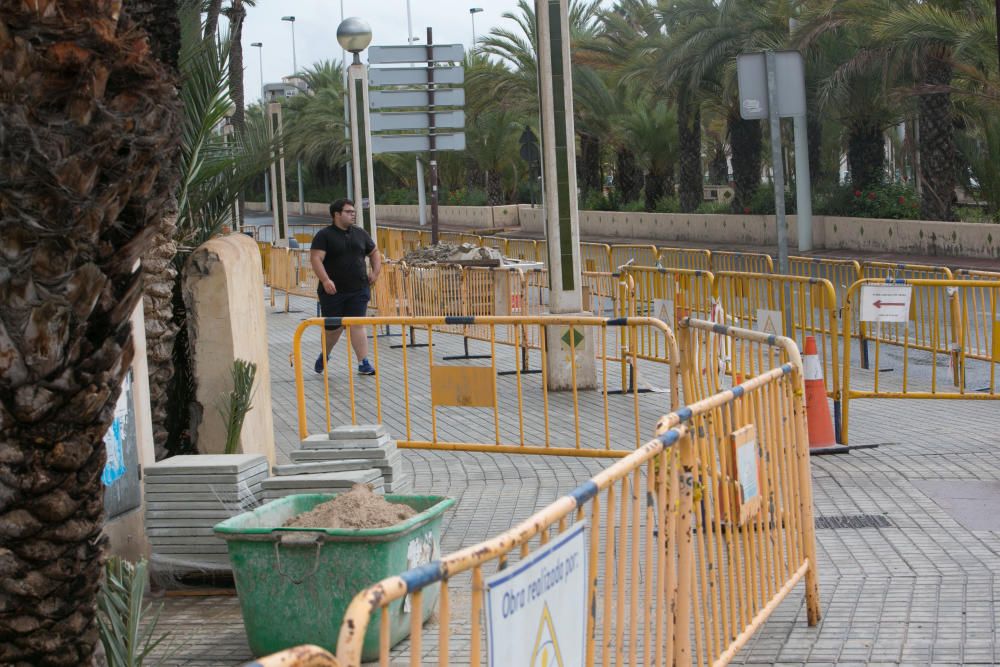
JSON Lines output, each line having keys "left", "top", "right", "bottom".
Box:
{"left": 251, "top": 42, "right": 270, "bottom": 212}
{"left": 469, "top": 8, "right": 483, "bottom": 51}
{"left": 337, "top": 17, "right": 378, "bottom": 241}
{"left": 282, "top": 15, "right": 305, "bottom": 215}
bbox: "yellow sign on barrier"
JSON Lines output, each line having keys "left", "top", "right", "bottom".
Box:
{"left": 431, "top": 365, "right": 496, "bottom": 408}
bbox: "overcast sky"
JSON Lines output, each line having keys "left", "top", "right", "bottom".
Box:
{"left": 240, "top": 1, "right": 540, "bottom": 104}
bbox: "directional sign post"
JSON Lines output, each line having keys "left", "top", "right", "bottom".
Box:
{"left": 367, "top": 32, "right": 466, "bottom": 243}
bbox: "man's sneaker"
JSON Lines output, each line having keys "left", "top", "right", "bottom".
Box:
{"left": 357, "top": 358, "right": 376, "bottom": 376}
{"left": 314, "top": 354, "right": 326, "bottom": 374}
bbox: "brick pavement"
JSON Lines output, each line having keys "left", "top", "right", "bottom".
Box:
{"left": 152, "top": 289, "right": 1000, "bottom": 666}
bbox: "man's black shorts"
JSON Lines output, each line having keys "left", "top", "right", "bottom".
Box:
{"left": 318, "top": 288, "right": 370, "bottom": 330}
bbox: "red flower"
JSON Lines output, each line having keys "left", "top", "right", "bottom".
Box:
{"left": 743, "top": 206, "right": 751, "bottom": 214}
{"left": 867, "top": 192, "right": 877, "bottom": 200}
{"left": 898, "top": 196, "right": 906, "bottom": 204}
{"left": 911, "top": 202, "right": 918, "bottom": 209}
{"left": 854, "top": 190, "right": 862, "bottom": 197}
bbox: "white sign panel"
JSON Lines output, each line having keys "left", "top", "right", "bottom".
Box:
{"left": 860, "top": 284, "right": 913, "bottom": 323}
{"left": 736, "top": 51, "right": 806, "bottom": 120}
{"left": 368, "top": 44, "right": 465, "bottom": 64}
{"left": 369, "top": 88, "right": 465, "bottom": 109}
{"left": 370, "top": 110, "right": 465, "bottom": 132}
{"left": 486, "top": 521, "right": 587, "bottom": 667}
{"left": 755, "top": 308, "right": 783, "bottom": 336}
{"left": 369, "top": 66, "right": 464, "bottom": 87}
{"left": 653, "top": 298, "right": 674, "bottom": 328}
{"left": 371, "top": 132, "right": 466, "bottom": 154}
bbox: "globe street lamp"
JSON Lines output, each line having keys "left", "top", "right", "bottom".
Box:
{"left": 469, "top": 8, "right": 483, "bottom": 51}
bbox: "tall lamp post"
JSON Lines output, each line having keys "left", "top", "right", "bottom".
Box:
{"left": 337, "top": 17, "right": 378, "bottom": 240}
{"left": 281, "top": 15, "right": 305, "bottom": 215}
{"left": 469, "top": 7, "right": 483, "bottom": 51}
{"left": 251, "top": 41, "right": 270, "bottom": 212}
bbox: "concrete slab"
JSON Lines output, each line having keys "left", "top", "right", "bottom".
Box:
{"left": 143, "top": 470, "right": 269, "bottom": 486}
{"left": 146, "top": 500, "right": 261, "bottom": 512}
{"left": 290, "top": 445, "right": 395, "bottom": 462}
{"left": 146, "top": 510, "right": 238, "bottom": 520}
{"left": 148, "top": 527, "right": 219, "bottom": 537}
{"left": 302, "top": 434, "right": 391, "bottom": 449}
{"left": 329, "top": 424, "right": 388, "bottom": 439}
{"left": 144, "top": 454, "right": 268, "bottom": 475}
{"left": 259, "top": 468, "right": 381, "bottom": 489}
{"left": 272, "top": 459, "right": 373, "bottom": 476}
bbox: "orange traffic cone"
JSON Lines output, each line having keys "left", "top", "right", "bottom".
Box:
{"left": 802, "top": 336, "right": 844, "bottom": 453}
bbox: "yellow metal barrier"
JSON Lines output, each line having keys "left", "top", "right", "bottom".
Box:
{"left": 711, "top": 250, "right": 774, "bottom": 274}
{"left": 268, "top": 319, "right": 817, "bottom": 667}
{"left": 480, "top": 235, "right": 507, "bottom": 254}
{"left": 258, "top": 242, "right": 272, "bottom": 285}
{"left": 505, "top": 238, "right": 539, "bottom": 262}
{"left": 610, "top": 243, "right": 659, "bottom": 269}
{"left": 658, "top": 246, "right": 712, "bottom": 271}
{"left": 841, "top": 278, "right": 1000, "bottom": 444}
{"left": 713, "top": 272, "right": 840, "bottom": 403}
{"left": 788, "top": 256, "right": 861, "bottom": 310}
{"left": 293, "top": 315, "right": 681, "bottom": 457}
{"left": 581, "top": 242, "right": 613, "bottom": 273}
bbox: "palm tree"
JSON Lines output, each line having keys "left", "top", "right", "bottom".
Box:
{"left": 873, "top": 0, "right": 994, "bottom": 219}
{"left": 0, "top": 1, "right": 181, "bottom": 663}
{"left": 796, "top": 1, "right": 902, "bottom": 190}
{"left": 282, "top": 61, "right": 349, "bottom": 177}
{"left": 465, "top": 110, "right": 524, "bottom": 205}
{"left": 620, "top": 98, "right": 680, "bottom": 209}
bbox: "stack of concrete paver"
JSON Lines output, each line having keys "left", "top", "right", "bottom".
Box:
{"left": 263, "top": 424, "right": 408, "bottom": 500}
{"left": 145, "top": 454, "right": 268, "bottom": 568}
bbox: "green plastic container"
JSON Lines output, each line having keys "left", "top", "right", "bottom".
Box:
{"left": 214, "top": 493, "right": 454, "bottom": 661}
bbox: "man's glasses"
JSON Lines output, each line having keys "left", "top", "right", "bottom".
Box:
{"left": 341, "top": 209, "right": 357, "bottom": 215}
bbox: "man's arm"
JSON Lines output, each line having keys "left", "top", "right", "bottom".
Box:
{"left": 367, "top": 246, "right": 382, "bottom": 284}
{"left": 311, "top": 249, "right": 336, "bottom": 294}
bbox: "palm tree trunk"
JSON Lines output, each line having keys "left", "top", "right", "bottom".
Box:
{"left": 486, "top": 170, "right": 503, "bottom": 205}
{"left": 644, "top": 166, "right": 667, "bottom": 211}
{"left": 847, "top": 119, "right": 885, "bottom": 190}
{"left": 918, "top": 54, "right": 957, "bottom": 221}
{"left": 728, "top": 111, "right": 762, "bottom": 212}
{"left": 0, "top": 1, "right": 181, "bottom": 664}
{"left": 577, "top": 133, "right": 602, "bottom": 193}
{"left": 228, "top": 0, "right": 247, "bottom": 227}
{"left": 204, "top": 0, "right": 224, "bottom": 39}
{"left": 677, "top": 93, "right": 702, "bottom": 212}
{"left": 615, "top": 148, "right": 640, "bottom": 204}
{"left": 808, "top": 111, "right": 823, "bottom": 186}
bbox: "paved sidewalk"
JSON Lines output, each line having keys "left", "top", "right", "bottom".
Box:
{"left": 152, "top": 287, "right": 1000, "bottom": 666}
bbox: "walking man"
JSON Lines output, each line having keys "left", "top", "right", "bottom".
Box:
{"left": 310, "top": 198, "right": 381, "bottom": 375}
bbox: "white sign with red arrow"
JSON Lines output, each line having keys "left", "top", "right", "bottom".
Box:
{"left": 860, "top": 284, "right": 913, "bottom": 323}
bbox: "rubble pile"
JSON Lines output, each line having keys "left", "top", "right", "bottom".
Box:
{"left": 401, "top": 242, "right": 504, "bottom": 265}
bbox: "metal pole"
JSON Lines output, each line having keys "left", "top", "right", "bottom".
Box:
{"left": 416, "top": 156, "right": 427, "bottom": 226}
{"left": 792, "top": 114, "right": 813, "bottom": 251}
{"left": 288, "top": 19, "right": 305, "bottom": 215}
{"left": 342, "top": 0, "right": 351, "bottom": 197}
{"left": 406, "top": 0, "right": 414, "bottom": 43}
{"left": 427, "top": 26, "right": 439, "bottom": 244}
{"left": 256, "top": 45, "right": 271, "bottom": 212}
{"left": 766, "top": 51, "right": 794, "bottom": 339}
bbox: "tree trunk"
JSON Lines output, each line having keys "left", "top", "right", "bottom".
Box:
{"left": 707, "top": 142, "right": 728, "bottom": 184}
{"left": 486, "top": 170, "right": 503, "bottom": 206}
{"left": 643, "top": 167, "right": 667, "bottom": 211}
{"left": 228, "top": 0, "right": 247, "bottom": 227}
{"left": 0, "top": 2, "right": 181, "bottom": 664}
{"left": 807, "top": 111, "right": 823, "bottom": 186}
{"left": 677, "top": 93, "right": 703, "bottom": 212}
{"left": 204, "top": 0, "right": 223, "bottom": 40}
{"left": 126, "top": 0, "right": 182, "bottom": 460}
{"left": 615, "top": 149, "right": 640, "bottom": 204}
{"left": 918, "top": 54, "right": 957, "bottom": 221}
{"left": 728, "top": 111, "right": 762, "bottom": 213}
{"left": 847, "top": 119, "right": 885, "bottom": 190}
{"left": 578, "top": 133, "right": 602, "bottom": 193}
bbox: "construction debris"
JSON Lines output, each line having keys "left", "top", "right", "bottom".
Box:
{"left": 401, "top": 242, "right": 504, "bottom": 265}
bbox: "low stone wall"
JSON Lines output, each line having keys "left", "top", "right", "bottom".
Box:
{"left": 246, "top": 200, "right": 1000, "bottom": 259}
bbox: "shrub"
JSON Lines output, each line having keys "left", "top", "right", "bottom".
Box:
{"left": 581, "top": 189, "right": 620, "bottom": 211}
{"left": 695, "top": 201, "right": 731, "bottom": 215}
{"left": 815, "top": 183, "right": 918, "bottom": 219}
{"left": 654, "top": 195, "right": 681, "bottom": 213}
{"left": 380, "top": 187, "right": 419, "bottom": 205}
{"left": 442, "top": 187, "right": 487, "bottom": 206}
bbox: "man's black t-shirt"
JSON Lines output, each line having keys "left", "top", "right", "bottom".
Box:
{"left": 312, "top": 224, "right": 376, "bottom": 294}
